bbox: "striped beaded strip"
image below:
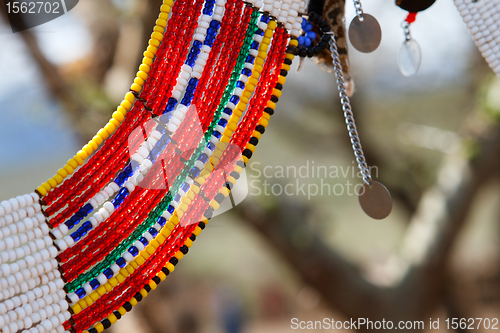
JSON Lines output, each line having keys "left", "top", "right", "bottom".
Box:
{"left": 454, "top": 0, "right": 500, "bottom": 77}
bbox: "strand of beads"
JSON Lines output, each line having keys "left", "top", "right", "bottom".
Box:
{"left": 454, "top": 0, "right": 500, "bottom": 77}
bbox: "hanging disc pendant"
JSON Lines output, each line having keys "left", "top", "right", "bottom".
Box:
{"left": 348, "top": 14, "right": 382, "bottom": 53}
{"left": 398, "top": 38, "right": 421, "bottom": 77}
{"left": 358, "top": 181, "right": 392, "bottom": 219}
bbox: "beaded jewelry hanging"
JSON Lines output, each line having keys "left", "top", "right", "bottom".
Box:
{"left": 2, "top": 0, "right": 500, "bottom": 332}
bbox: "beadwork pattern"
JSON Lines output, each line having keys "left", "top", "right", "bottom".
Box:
{"left": 454, "top": 0, "right": 500, "bottom": 77}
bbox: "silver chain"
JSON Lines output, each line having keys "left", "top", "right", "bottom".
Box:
{"left": 328, "top": 35, "right": 372, "bottom": 185}
{"left": 353, "top": 0, "right": 364, "bottom": 20}
{"left": 402, "top": 21, "right": 412, "bottom": 42}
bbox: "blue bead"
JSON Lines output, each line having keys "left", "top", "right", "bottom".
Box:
{"left": 298, "top": 36, "right": 305, "bottom": 46}
{"left": 304, "top": 38, "right": 311, "bottom": 47}
{"left": 82, "top": 221, "right": 92, "bottom": 232}
{"left": 246, "top": 55, "right": 255, "bottom": 64}
{"left": 189, "top": 167, "right": 201, "bottom": 178}
{"left": 130, "top": 160, "right": 140, "bottom": 172}
{"left": 307, "top": 31, "right": 316, "bottom": 40}
{"left": 202, "top": 8, "right": 213, "bottom": 15}
{"left": 156, "top": 125, "right": 166, "bottom": 134}
{"left": 164, "top": 98, "right": 177, "bottom": 113}
{"left": 230, "top": 95, "right": 239, "bottom": 104}
{"left": 90, "top": 279, "right": 100, "bottom": 290}
{"left": 186, "top": 58, "right": 195, "bottom": 67}
{"left": 213, "top": 131, "right": 221, "bottom": 139}
{"left": 210, "top": 20, "right": 220, "bottom": 29}
{"left": 301, "top": 18, "right": 307, "bottom": 29}
{"left": 119, "top": 187, "right": 129, "bottom": 197}
{"left": 128, "top": 246, "right": 139, "bottom": 257}
{"left": 218, "top": 119, "right": 228, "bottom": 127}
{"left": 167, "top": 205, "right": 175, "bottom": 214}
{"left": 116, "top": 257, "right": 126, "bottom": 268}
{"left": 223, "top": 107, "right": 232, "bottom": 116}
{"left": 261, "top": 15, "right": 270, "bottom": 23}
{"left": 114, "top": 173, "right": 126, "bottom": 187}
{"left": 236, "top": 81, "right": 245, "bottom": 89}
{"left": 157, "top": 216, "right": 167, "bottom": 226}
{"left": 181, "top": 98, "right": 191, "bottom": 106}
{"left": 70, "top": 232, "right": 81, "bottom": 242}
{"left": 76, "top": 288, "right": 86, "bottom": 299}
{"left": 251, "top": 41, "right": 259, "bottom": 49}
{"left": 75, "top": 211, "right": 85, "bottom": 219}
{"left": 193, "top": 40, "right": 202, "bottom": 48}
{"left": 189, "top": 77, "right": 199, "bottom": 86}
{"left": 149, "top": 227, "right": 159, "bottom": 237}
{"left": 242, "top": 68, "right": 251, "bottom": 76}
{"left": 305, "top": 22, "right": 313, "bottom": 31}
{"left": 207, "top": 142, "right": 216, "bottom": 151}
{"left": 181, "top": 182, "right": 190, "bottom": 192}
{"left": 174, "top": 194, "right": 181, "bottom": 202}
{"left": 101, "top": 269, "right": 112, "bottom": 279}
{"left": 83, "top": 203, "right": 93, "bottom": 214}
{"left": 140, "top": 237, "right": 149, "bottom": 246}
{"left": 255, "top": 29, "right": 264, "bottom": 36}
{"left": 199, "top": 153, "right": 209, "bottom": 163}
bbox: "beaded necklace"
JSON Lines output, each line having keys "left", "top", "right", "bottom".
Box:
{"left": 1, "top": 0, "right": 500, "bottom": 332}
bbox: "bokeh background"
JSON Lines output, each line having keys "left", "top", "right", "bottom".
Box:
{"left": 1, "top": 0, "right": 500, "bottom": 332}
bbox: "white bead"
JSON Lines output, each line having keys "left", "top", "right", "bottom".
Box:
{"left": 103, "top": 202, "right": 115, "bottom": 214}
{"left": 9, "top": 198, "right": 19, "bottom": 211}
{"left": 181, "top": 64, "right": 192, "bottom": 74}
{"left": 201, "top": 45, "right": 211, "bottom": 53}
{"left": 213, "top": 14, "right": 223, "bottom": 22}
{"left": 167, "top": 123, "right": 178, "bottom": 132}
{"left": 51, "top": 229, "right": 63, "bottom": 240}
{"left": 123, "top": 252, "right": 134, "bottom": 262}
{"left": 171, "top": 89, "right": 182, "bottom": 100}
{"left": 94, "top": 212, "right": 103, "bottom": 223}
{"left": 199, "top": 20, "right": 209, "bottom": 29}
{"left": 196, "top": 27, "right": 207, "bottom": 36}
{"left": 63, "top": 236, "right": 74, "bottom": 247}
{"left": 1, "top": 201, "right": 13, "bottom": 214}
{"left": 194, "top": 33, "right": 204, "bottom": 41}
{"left": 214, "top": 6, "right": 224, "bottom": 15}
{"left": 94, "top": 193, "right": 105, "bottom": 206}
{"left": 96, "top": 273, "right": 107, "bottom": 285}
{"left": 200, "top": 14, "right": 211, "bottom": 22}
{"left": 110, "top": 183, "right": 120, "bottom": 192}
{"left": 125, "top": 182, "right": 135, "bottom": 192}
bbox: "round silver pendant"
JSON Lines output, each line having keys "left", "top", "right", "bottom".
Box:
{"left": 358, "top": 181, "right": 392, "bottom": 219}
{"left": 348, "top": 14, "right": 382, "bottom": 53}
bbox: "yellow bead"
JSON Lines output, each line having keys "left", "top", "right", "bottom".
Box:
{"left": 159, "top": 12, "right": 169, "bottom": 20}
{"left": 135, "top": 255, "right": 146, "bottom": 266}
{"left": 53, "top": 174, "right": 64, "bottom": 184}
{"left": 109, "top": 277, "right": 118, "bottom": 287}
{"left": 143, "top": 57, "right": 153, "bottom": 66}
{"left": 104, "top": 123, "right": 116, "bottom": 135}
{"left": 147, "top": 45, "right": 158, "bottom": 55}
{"left": 246, "top": 143, "right": 256, "bottom": 153}
{"left": 94, "top": 322, "right": 104, "bottom": 333}
{"left": 88, "top": 140, "right": 98, "bottom": 150}
{"left": 118, "top": 307, "right": 126, "bottom": 316}
{"left": 134, "top": 77, "right": 145, "bottom": 87}
{"left": 57, "top": 168, "right": 68, "bottom": 178}
{"left": 108, "top": 314, "right": 118, "bottom": 325}
{"left": 71, "top": 303, "right": 82, "bottom": 315}
{"left": 125, "top": 91, "right": 135, "bottom": 103}
{"left": 174, "top": 251, "right": 184, "bottom": 260}
{"left": 286, "top": 52, "right": 295, "bottom": 59}
{"left": 63, "top": 164, "right": 74, "bottom": 175}
{"left": 252, "top": 130, "right": 262, "bottom": 140}
{"left": 96, "top": 286, "right": 106, "bottom": 296}
{"left": 157, "top": 234, "right": 166, "bottom": 243}
{"left": 150, "top": 239, "right": 160, "bottom": 249}
{"left": 77, "top": 150, "right": 88, "bottom": 161}
{"left": 111, "top": 112, "right": 125, "bottom": 124}
{"left": 153, "top": 26, "right": 164, "bottom": 34}
{"left": 149, "top": 38, "right": 160, "bottom": 47}
{"left": 131, "top": 83, "right": 141, "bottom": 92}
{"left": 178, "top": 202, "right": 188, "bottom": 212}
{"left": 163, "top": 0, "right": 173, "bottom": 5}
{"left": 90, "top": 292, "right": 99, "bottom": 302}
{"left": 184, "top": 238, "right": 193, "bottom": 248}
{"left": 251, "top": 71, "right": 260, "bottom": 79}
{"left": 116, "top": 274, "right": 125, "bottom": 283}
{"left": 140, "top": 288, "right": 148, "bottom": 298}
{"left": 240, "top": 96, "right": 249, "bottom": 104}
{"left": 144, "top": 50, "right": 155, "bottom": 59}
{"left": 105, "top": 283, "right": 113, "bottom": 292}
{"left": 227, "top": 122, "right": 238, "bottom": 131}
{"left": 227, "top": 176, "right": 237, "bottom": 185}
{"left": 264, "top": 30, "right": 274, "bottom": 38}
{"left": 267, "top": 101, "right": 276, "bottom": 109}
{"left": 193, "top": 226, "right": 202, "bottom": 236}
{"left": 151, "top": 31, "right": 164, "bottom": 41}
{"left": 272, "top": 89, "right": 282, "bottom": 98}
{"left": 259, "top": 118, "right": 269, "bottom": 127}
{"left": 161, "top": 228, "right": 172, "bottom": 237}
{"left": 74, "top": 155, "right": 84, "bottom": 165}
{"left": 242, "top": 155, "right": 249, "bottom": 164}
{"left": 47, "top": 178, "right": 57, "bottom": 188}
{"left": 82, "top": 144, "right": 93, "bottom": 156}
{"left": 146, "top": 246, "right": 155, "bottom": 255}
{"left": 110, "top": 118, "right": 120, "bottom": 128}
{"left": 129, "top": 260, "right": 138, "bottom": 269}
{"left": 289, "top": 39, "right": 298, "bottom": 47}
{"left": 36, "top": 186, "right": 47, "bottom": 196}
{"left": 120, "top": 268, "right": 129, "bottom": 277}
{"left": 165, "top": 262, "right": 175, "bottom": 272}
{"left": 96, "top": 129, "right": 108, "bottom": 141}
{"left": 220, "top": 187, "right": 230, "bottom": 196}
{"left": 139, "top": 64, "right": 151, "bottom": 73}
{"left": 278, "top": 75, "right": 286, "bottom": 85}
{"left": 129, "top": 297, "right": 138, "bottom": 307}
{"left": 66, "top": 158, "right": 78, "bottom": 169}
{"left": 148, "top": 280, "right": 157, "bottom": 290}
{"left": 268, "top": 21, "right": 277, "bottom": 30}
{"left": 77, "top": 299, "right": 87, "bottom": 310}
{"left": 282, "top": 64, "right": 290, "bottom": 72}
{"left": 160, "top": 4, "right": 171, "bottom": 13}
{"left": 210, "top": 201, "right": 220, "bottom": 210}
{"left": 141, "top": 251, "right": 150, "bottom": 260}
{"left": 170, "top": 215, "right": 180, "bottom": 225}
{"left": 137, "top": 70, "right": 148, "bottom": 81}
{"left": 158, "top": 271, "right": 167, "bottom": 281}
{"left": 243, "top": 90, "right": 252, "bottom": 98}
{"left": 156, "top": 18, "right": 167, "bottom": 28}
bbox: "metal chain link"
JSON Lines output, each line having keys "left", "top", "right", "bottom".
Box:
{"left": 328, "top": 35, "right": 372, "bottom": 185}
{"left": 402, "top": 21, "right": 412, "bottom": 42}
{"left": 353, "top": 0, "right": 364, "bottom": 20}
